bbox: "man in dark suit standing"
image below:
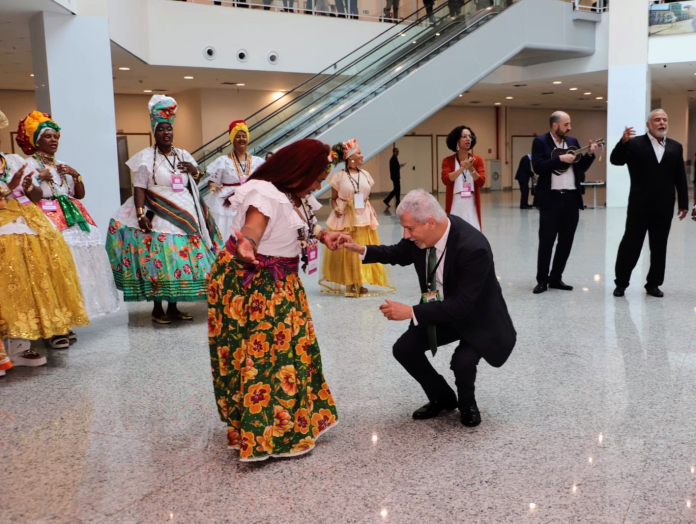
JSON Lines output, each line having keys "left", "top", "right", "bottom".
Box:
{"left": 340, "top": 189, "right": 516, "bottom": 427}
{"left": 515, "top": 153, "right": 535, "bottom": 209}
{"left": 383, "top": 147, "right": 405, "bottom": 208}
{"left": 611, "top": 109, "right": 688, "bottom": 298}
{"left": 532, "top": 111, "right": 597, "bottom": 294}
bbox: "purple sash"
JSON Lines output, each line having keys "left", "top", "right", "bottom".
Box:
{"left": 226, "top": 237, "right": 299, "bottom": 288}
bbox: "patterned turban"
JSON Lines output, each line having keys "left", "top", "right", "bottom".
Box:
{"left": 148, "top": 95, "right": 178, "bottom": 133}
{"left": 229, "top": 120, "right": 250, "bottom": 143}
{"left": 16, "top": 111, "right": 61, "bottom": 155}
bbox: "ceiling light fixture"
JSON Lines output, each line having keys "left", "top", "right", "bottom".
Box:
{"left": 506, "top": 96, "right": 514, "bottom": 100}
{"left": 584, "top": 92, "right": 592, "bottom": 95}
{"left": 119, "top": 67, "right": 130, "bottom": 71}
{"left": 553, "top": 81, "right": 562, "bottom": 84}
{"left": 30, "top": 74, "right": 34, "bottom": 77}
{"left": 144, "top": 89, "right": 153, "bottom": 93}
{"left": 494, "top": 102, "right": 501, "bottom": 105}
{"left": 596, "top": 96, "right": 604, "bottom": 99}
{"left": 458, "top": 94, "right": 463, "bottom": 97}
{"left": 237, "top": 83, "right": 245, "bottom": 86}
{"left": 569, "top": 87, "right": 578, "bottom": 91}
{"left": 184, "top": 76, "right": 194, "bottom": 80}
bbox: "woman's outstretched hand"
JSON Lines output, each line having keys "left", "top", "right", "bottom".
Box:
{"left": 234, "top": 230, "right": 258, "bottom": 265}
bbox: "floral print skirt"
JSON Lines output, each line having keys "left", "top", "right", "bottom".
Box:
{"left": 106, "top": 220, "right": 218, "bottom": 303}
{"left": 208, "top": 246, "right": 338, "bottom": 462}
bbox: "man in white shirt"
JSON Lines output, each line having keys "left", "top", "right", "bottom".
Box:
{"left": 340, "top": 189, "right": 516, "bottom": 428}
{"left": 611, "top": 109, "right": 688, "bottom": 298}
{"left": 531, "top": 111, "right": 597, "bottom": 294}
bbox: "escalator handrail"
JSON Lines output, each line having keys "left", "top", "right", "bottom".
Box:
{"left": 190, "top": 0, "right": 449, "bottom": 158}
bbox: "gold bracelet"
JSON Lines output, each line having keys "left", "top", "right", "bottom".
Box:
{"left": 136, "top": 207, "right": 145, "bottom": 216}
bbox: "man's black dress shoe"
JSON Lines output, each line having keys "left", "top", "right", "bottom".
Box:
{"left": 533, "top": 283, "right": 547, "bottom": 294}
{"left": 383, "top": 200, "right": 391, "bottom": 208}
{"left": 549, "top": 280, "right": 573, "bottom": 291}
{"left": 460, "top": 403, "right": 481, "bottom": 427}
{"left": 613, "top": 286, "right": 626, "bottom": 297}
{"left": 645, "top": 286, "right": 664, "bottom": 298}
{"left": 412, "top": 396, "right": 457, "bottom": 420}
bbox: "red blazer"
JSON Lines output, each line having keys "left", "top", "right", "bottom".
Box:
{"left": 441, "top": 153, "right": 486, "bottom": 228}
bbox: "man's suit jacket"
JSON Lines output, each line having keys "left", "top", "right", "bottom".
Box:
{"left": 515, "top": 154, "right": 533, "bottom": 182}
{"left": 363, "top": 215, "right": 516, "bottom": 368}
{"left": 610, "top": 134, "right": 688, "bottom": 216}
{"left": 389, "top": 155, "right": 401, "bottom": 181}
{"left": 531, "top": 132, "right": 595, "bottom": 210}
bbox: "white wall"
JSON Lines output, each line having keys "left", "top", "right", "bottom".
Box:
{"left": 108, "top": 0, "right": 386, "bottom": 74}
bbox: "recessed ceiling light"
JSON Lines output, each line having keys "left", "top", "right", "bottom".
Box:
{"left": 184, "top": 76, "right": 194, "bottom": 79}
{"left": 569, "top": 87, "right": 578, "bottom": 91}
{"left": 143, "top": 89, "right": 152, "bottom": 93}
{"left": 435, "top": 32, "right": 441, "bottom": 36}
{"left": 506, "top": 96, "right": 514, "bottom": 100}
{"left": 584, "top": 91, "right": 592, "bottom": 95}
{"left": 237, "top": 83, "right": 245, "bottom": 86}
{"left": 458, "top": 94, "right": 463, "bottom": 97}
{"left": 553, "top": 81, "right": 562, "bottom": 84}
{"left": 596, "top": 96, "right": 604, "bottom": 99}
{"left": 30, "top": 73, "right": 34, "bottom": 77}
{"left": 278, "top": 89, "right": 286, "bottom": 92}
{"left": 494, "top": 102, "right": 501, "bottom": 105}
{"left": 119, "top": 67, "right": 130, "bottom": 71}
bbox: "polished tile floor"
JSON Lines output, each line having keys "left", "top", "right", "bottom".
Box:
{"left": 3, "top": 191, "right": 696, "bottom": 523}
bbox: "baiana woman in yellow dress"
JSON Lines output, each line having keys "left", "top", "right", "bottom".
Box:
{"left": 319, "top": 138, "right": 395, "bottom": 297}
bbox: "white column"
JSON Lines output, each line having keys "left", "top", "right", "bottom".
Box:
{"left": 29, "top": 11, "right": 120, "bottom": 235}
{"left": 606, "top": 0, "right": 650, "bottom": 208}
{"left": 661, "top": 94, "right": 690, "bottom": 159}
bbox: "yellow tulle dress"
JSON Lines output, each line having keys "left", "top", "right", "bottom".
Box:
{"left": 319, "top": 168, "right": 396, "bottom": 297}
{"left": 0, "top": 156, "right": 89, "bottom": 340}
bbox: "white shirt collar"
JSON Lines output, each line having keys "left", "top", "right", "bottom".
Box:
{"left": 551, "top": 133, "right": 566, "bottom": 147}
{"left": 648, "top": 133, "right": 666, "bottom": 147}
{"left": 432, "top": 219, "right": 451, "bottom": 254}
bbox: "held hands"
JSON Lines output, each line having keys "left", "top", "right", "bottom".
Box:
{"left": 321, "top": 231, "right": 345, "bottom": 251}
{"left": 622, "top": 126, "right": 636, "bottom": 144}
{"left": 379, "top": 299, "right": 413, "bottom": 321}
{"left": 233, "top": 230, "right": 258, "bottom": 265}
{"left": 336, "top": 233, "right": 366, "bottom": 255}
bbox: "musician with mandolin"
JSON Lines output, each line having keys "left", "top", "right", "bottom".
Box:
{"left": 531, "top": 111, "right": 598, "bottom": 294}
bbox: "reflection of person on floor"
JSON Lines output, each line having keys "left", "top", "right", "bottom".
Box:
{"left": 612, "top": 109, "right": 688, "bottom": 298}
{"left": 383, "top": 147, "right": 405, "bottom": 208}
{"left": 515, "top": 153, "right": 535, "bottom": 209}
{"left": 320, "top": 139, "right": 396, "bottom": 297}
{"left": 338, "top": 190, "right": 516, "bottom": 427}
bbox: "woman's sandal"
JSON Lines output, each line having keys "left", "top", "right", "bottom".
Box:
{"left": 152, "top": 315, "right": 172, "bottom": 325}
{"left": 168, "top": 312, "right": 194, "bottom": 321}
{"left": 47, "top": 336, "right": 70, "bottom": 349}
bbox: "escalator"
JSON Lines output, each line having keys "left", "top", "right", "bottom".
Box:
{"left": 192, "top": 0, "right": 597, "bottom": 176}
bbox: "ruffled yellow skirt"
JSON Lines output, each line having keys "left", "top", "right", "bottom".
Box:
{"left": 319, "top": 226, "right": 396, "bottom": 297}
{"left": 0, "top": 340, "right": 10, "bottom": 371}
{"left": 0, "top": 200, "right": 89, "bottom": 340}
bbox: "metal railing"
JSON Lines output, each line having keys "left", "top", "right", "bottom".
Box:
{"left": 191, "top": 0, "right": 516, "bottom": 171}
{"left": 571, "top": 0, "right": 608, "bottom": 13}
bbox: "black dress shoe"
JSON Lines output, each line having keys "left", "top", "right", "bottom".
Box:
{"left": 549, "top": 280, "right": 573, "bottom": 291}
{"left": 383, "top": 200, "right": 391, "bottom": 208}
{"left": 412, "top": 396, "right": 457, "bottom": 420}
{"left": 645, "top": 286, "right": 664, "bottom": 298}
{"left": 613, "top": 286, "right": 626, "bottom": 297}
{"left": 460, "top": 403, "right": 481, "bottom": 427}
{"left": 533, "top": 283, "right": 547, "bottom": 294}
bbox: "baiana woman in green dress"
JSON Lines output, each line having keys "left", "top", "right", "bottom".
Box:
{"left": 208, "top": 138, "right": 343, "bottom": 461}
{"left": 106, "top": 95, "right": 221, "bottom": 323}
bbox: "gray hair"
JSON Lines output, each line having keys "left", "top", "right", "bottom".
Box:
{"left": 648, "top": 108, "right": 668, "bottom": 119}
{"left": 396, "top": 189, "right": 447, "bottom": 224}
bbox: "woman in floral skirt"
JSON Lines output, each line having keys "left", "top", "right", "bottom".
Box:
{"left": 106, "top": 95, "right": 221, "bottom": 323}
{"left": 209, "top": 138, "right": 343, "bottom": 461}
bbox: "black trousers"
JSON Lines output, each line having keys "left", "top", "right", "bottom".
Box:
{"left": 614, "top": 209, "right": 673, "bottom": 288}
{"left": 393, "top": 323, "right": 481, "bottom": 407}
{"left": 384, "top": 178, "right": 401, "bottom": 206}
{"left": 518, "top": 178, "right": 529, "bottom": 207}
{"left": 536, "top": 191, "right": 580, "bottom": 284}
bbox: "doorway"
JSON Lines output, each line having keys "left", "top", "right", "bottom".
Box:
{"left": 394, "top": 135, "right": 433, "bottom": 194}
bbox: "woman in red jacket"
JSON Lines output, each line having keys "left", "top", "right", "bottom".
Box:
{"left": 441, "top": 125, "right": 486, "bottom": 231}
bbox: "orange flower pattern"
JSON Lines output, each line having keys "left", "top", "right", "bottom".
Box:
{"left": 209, "top": 246, "right": 337, "bottom": 461}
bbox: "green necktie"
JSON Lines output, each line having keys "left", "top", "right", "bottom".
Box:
{"left": 427, "top": 247, "right": 438, "bottom": 356}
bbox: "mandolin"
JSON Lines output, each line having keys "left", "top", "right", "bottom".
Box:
{"left": 551, "top": 138, "right": 605, "bottom": 173}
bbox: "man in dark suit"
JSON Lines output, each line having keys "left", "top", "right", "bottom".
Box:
{"left": 340, "top": 189, "right": 516, "bottom": 427}
{"left": 611, "top": 109, "right": 688, "bottom": 298}
{"left": 515, "top": 153, "right": 535, "bottom": 209}
{"left": 532, "top": 111, "right": 597, "bottom": 294}
{"left": 383, "top": 147, "right": 405, "bottom": 208}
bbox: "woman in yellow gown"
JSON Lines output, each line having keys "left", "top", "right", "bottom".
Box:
{"left": 319, "top": 139, "right": 395, "bottom": 297}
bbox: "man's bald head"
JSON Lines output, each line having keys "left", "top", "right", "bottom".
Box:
{"left": 549, "top": 111, "right": 571, "bottom": 140}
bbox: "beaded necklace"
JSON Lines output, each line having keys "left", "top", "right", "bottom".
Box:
{"left": 34, "top": 152, "right": 67, "bottom": 196}
{"left": 287, "top": 193, "right": 318, "bottom": 274}
{"left": 0, "top": 155, "right": 7, "bottom": 183}
{"left": 345, "top": 167, "right": 362, "bottom": 193}
{"left": 152, "top": 145, "right": 182, "bottom": 185}
{"left": 231, "top": 150, "right": 252, "bottom": 183}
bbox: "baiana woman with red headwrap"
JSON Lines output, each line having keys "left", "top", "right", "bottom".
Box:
{"left": 319, "top": 138, "right": 395, "bottom": 297}
{"left": 201, "top": 120, "right": 264, "bottom": 238}
{"left": 1, "top": 109, "right": 88, "bottom": 366}
{"left": 208, "top": 138, "right": 345, "bottom": 461}
{"left": 106, "top": 95, "right": 222, "bottom": 324}
{"left": 17, "top": 110, "right": 118, "bottom": 348}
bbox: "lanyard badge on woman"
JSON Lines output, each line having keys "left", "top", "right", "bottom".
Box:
{"left": 290, "top": 195, "right": 319, "bottom": 274}
{"left": 346, "top": 169, "right": 365, "bottom": 209}
{"left": 154, "top": 146, "right": 185, "bottom": 192}
{"left": 459, "top": 156, "right": 473, "bottom": 199}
